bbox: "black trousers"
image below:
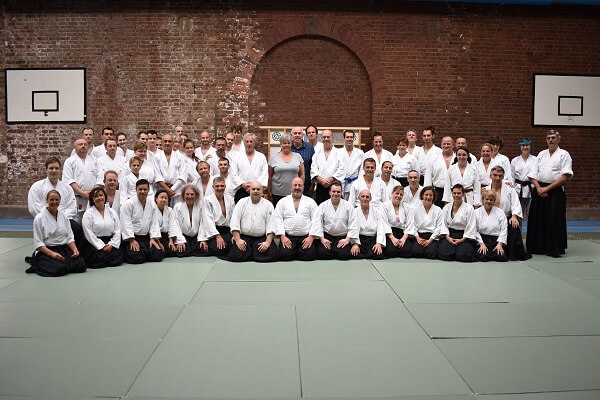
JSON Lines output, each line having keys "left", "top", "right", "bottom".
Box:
{"left": 227, "top": 234, "right": 279, "bottom": 262}
{"left": 384, "top": 227, "right": 413, "bottom": 258}
{"left": 271, "top": 195, "right": 285, "bottom": 207}
{"left": 26, "top": 244, "right": 87, "bottom": 277}
{"left": 278, "top": 235, "right": 317, "bottom": 261}
{"left": 526, "top": 184, "right": 567, "bottom": 257}
{"left": 315, "top": 232, "right": 353, "bottom": 260}
{"left": 433, "top": 186, "right": 445, "bottom": 208}
{"left": 208, "top": 225, "right": 232, "bottom": 259}
{"left": 82, "top": 236, "right": 123, "bottom": 268}
{"left": 314, "top": 184, "right": 331, "bottom": 205}
{"left": 410, "top": 232, "right": 439, "bottom": 259}
{"left": 392, "top": 176, "right": 409, "bottom": 187}
{"left": 438, "top": 228, "right": 477, "bottom": 262}
{"left": 174, "top": 234, "right": 209, "bottom": 258}
{"left": 234, "top": 188, "right": 250, "bottom": 204}
{"left": 355, "top": 234, "right": 385, "bottom": 260}
{"left": 122, "top": 235, "right": 165, "bottom": 264}
{"left": 506, "top": 217, "right": 531, "bottom": 261}
{"left": 476, "top": 234, "right": 507, "bottom": 262}
{"left": 158, "top": 232, "right": 176, "bottom": 258}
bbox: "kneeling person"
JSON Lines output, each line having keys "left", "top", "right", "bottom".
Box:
{"left": 274, "top": 177, "right": 320, "bottom": 261}
{"left": 228, "top": 181, "right": 278, "bottom": 262}
{"left": 120, "top": 179, "right": 165, "bottom": 264}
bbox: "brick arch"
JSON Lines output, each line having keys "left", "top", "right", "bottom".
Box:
{"left": 232, "top": 19, "right": 386, "bottom": 107}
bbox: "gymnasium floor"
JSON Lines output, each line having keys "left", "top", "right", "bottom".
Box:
{"left": 0, "top": 223, "right": 599, "bottom": 399}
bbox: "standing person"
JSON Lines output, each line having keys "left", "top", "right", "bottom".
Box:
{"left": 403, "top": 170, "right": 423, "bottom": 209}
{"left": 475, "top": 190, "right": 508, "bottom": 262}
{"left": 268, "top": 133, "right": 304, "bottom": 206}
{"left": 120, "top": 179, "right": 165, "bottom": 264}
{"left": 527, "top": 130, "right": 573, "bottom": 258}
{"left": 455, "top": 137, "right": 478, "bottom": 163}
{"left": 475, "top": 143, "right": 494, "bottom": 189}
{"left": 215, "top": 157, "right": 236, "bottom": 198}
{"left": 339, "top": 129, "right": 364, "bottom": 200}
{"left": 362, "top": 132, "right": 393, "bottom": 177}
{"left": 424, "top": 135, "right": 454, "bottom": 208}
{"left": 405, "top": 129, "right": 424, "bottom": 164}
{"left": 28, "top": 157, "right": 77, "bottom": 221}
{"left": 91, "top": 127, "right": 115, "bottom": 159}
{"left": 349, "top": 158, "right": 387, "bottom": 210}
{"left": 442, "top": 148, "right": 481, "bottom": 207}
{"left": 145, "top": 130, "right": 162, "bottom": 162}
{"left": 193, "top": 161, "right": 213, "bottom": 200}
{"left": 168, "top": 185, "right": 208, "bottom": 257}
{"left": 181, "top": 139, "right": 200, "bottom": 183}
{"left": 228, "top": 182, "right": 279, "bottom": 262}
{"left": 231, "top": 133, "right": 268, "bottom": 203}
{"left": 194, "top": 130, "right": 217, "bottom": 164}
{"left": 81, "top": 187, "right": 123, "bottom": 268}
{"left": 229, "top": 124, "right": 245, "bottom": 153}
{"left": 119, "top": 156, "right": 144, "bottom": 205}
{"left": 103, "top": 170, "right": 120, "bottom": 212}
{"left": 203, "top": 177, "right": 235, "bottom": 258}
{"left": 392, "top": 137, "right": 419, "bottom": 187}
{"left": 207, "top": 136, "right": 228, "bottom": 175}
{"left": 438, "top": 184, "right": 478, "bottom": 262}
{"left": 511, "top": 138, "right": 537, "bottom": 220}
{"left": 154, "top": 133, "right": 186, "bottom": 202}
{"left": 311, "top": 129, "right": 344, "bottom": 205}
{"left": 80, "top": 127, "right": 95, "bottom": 156}
{"left": 63, "top": 138, "right": 101, "bottom": 222}
{"left": 410, "top": 186, "right": 443, "bottom": 259}
{"left": 97, "top": 138, "right": 126, "bottom": 177}
{"left": 419, "top": 126, "right": 442, "bottom": 184}
{"left": 351, "top": 190, "right": 387, "bottom": 259}
{"left": 381, "top": 185, "right": 415, "bottom": 258}
{"left": 305, "top": 124, "right": 322, "bottom": 154}
{"left": 116, "top": 132, "right": 135, "bottom": 161}
{"left": 380, "top": 161, "right": 396, "bottom": 201}
{"left": 27, "top": 190, "right": 86, "bottom": 276}
{"left": 290, "top": 126, "right": 315, "bottom": 197}
{"left": 487, "top": 135, "right": 514, "bottom": 183}
{"left": 274, "top": 177, "right": 320, "bottom": 261}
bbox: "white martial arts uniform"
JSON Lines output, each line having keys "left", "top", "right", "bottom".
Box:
{"left": 355, "top": 204, "right": 387, "bottom": 246}
{"left": 118, "top": 147, "right": 135, "bottom": 162}
{"left": 362, "top": 149, "right": 394, "bottom": 177}
{"left": 62, "top": 154, "right": 102, "bottom": 216}
{"left": 193, "top": 176, "right": 214, "bottom": 201}
{"left": 154, "top": 150, "right": 187, "bottom": 197}
{"left": 157, "top": 205, "right": 172, "bottom": 235}
{"left": 33, "top": 208, "right": 74, "bottom": 250}
{"left": 169, "top": 202, "right": 205, "bottom": 244}
{"left": 529, "top": 147, "right": 573, "bottom": 184}
{"left": 106, "top": 190, "right": 121, "bottom": 213}
{"left": 420, "top": 145, "right": 442, "bottom": 176}
{"left": 380, "top": 200, "right": 416, "bottom": 236}
{"left": 230, "top": 197, "right": 275, "bottom": 236}
{"left": 119, "top": 166, "right": 156, "bottom": 206}
{"left": 203, "top": 194, "right": 235, "bottom": 238}
{"left": 491, "top": 153, "right": 513, "bottom": 183}
{"left": 381, "top": 178, "right": 399, "bottom": 202}
{"left": 511, "top": 154, "right": 537, "bottom": 198}
{"left": 231, "top": 151, "right": 269, "bottom": 191}
{"left": 28, "top": 178, "right": 77, "bottom": 219}
{"left": 408, "top": 146, "right": 425, "bottom": 175}
{"left": 442, "top": 163, "right": 482, "bottom": 206}
{"left": 391, "top": 152, "right": 419, "bottom": 179}
{"left": 274, "top": 195, "right": 320, "bottom": 237}
{"left": 120, "top": 197, "right": 162, "bottom": 240}
{"left": 182, "top": 154, "right": 200, "bottom": 184}
{"left": 310, "top": 147, "right": 345, "bottom": 183}
{"left": 313, "top": 199, "right": 359, "bottom": 240}
{"left": 97, "top": 153, "right": 127, "bottom": 178}
{"left": 311, "top": 141, "right": 323, "bottom": 154}
{"left": 194, "top": 146, "right": 218, "bottom": 175}
{"left": 348, "top": 176, "right": 388, "bottom": 209}
{"left": 91, "top": 144, "right": 107, "bottom": 159}
{"left": 412, "top": 203, "right": 443, "bottom": 239}
{"left": 403, "top": 185, "right": 423, "bottom": 209}
{"left": 440, "top": 202, "right": 478, "bottom": 240}
{"left": 82, "top": 206, "right": 121, "bottom": 250}
{"left": 485, "top": 185, "right": 522, "bottom": 218}
{"left": 475, "top": 206, "right": 508, "bottom": 245}
{"left": 339, "top": 147, "right": 365, "bottom": 197}
{"left": 424, "top": 153, "right": 453, "bottom": 188}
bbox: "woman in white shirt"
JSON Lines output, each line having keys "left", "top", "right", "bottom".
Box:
{"left": 438, "top": 184, "right": 478, "bottom": 262}
{"left": 410, "top": 186, "right": 443, "bottom": 259}
{"left": 154, "top": 189, "right": 174, "bottom": 257}
{"left": 168, "top": 184, "right": 208, "bottom": 257}
{"left": 381, "top": 185, "right": 415, "bottom": 258}
{"left": 82, "top": 187, "right": 123, "bottom": 268}
{"left": 443, "top": 148, "right": 481, "bottom": 207}
{"left": 510, "top": 138, "right": 536, "bottom": 220}
{"left": 27, "top": 190, "right": 86, "bottom": 276}
{"left": 475, "top": 190, "right": 507, "bottom": 262}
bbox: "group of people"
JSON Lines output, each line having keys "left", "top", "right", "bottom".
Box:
{"left": 25, "top": 124, "right": 573, "bottom": 276}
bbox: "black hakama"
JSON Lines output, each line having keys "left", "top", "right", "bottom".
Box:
{"left": 315, "top": 232, "right": 354, "bottom": 260}
{"left": 278, "top": 235, "right": 317, "bottom": 261}
{"left": 122, "top": 234, "right": 166, "bottom": 264}
{"left": 383, "top": 227, "right": 413, "bottom": 258}
{"left": 208, "top": 225, "right": 232, "bottom": 259}
{"left": 26, "top": 244, "right": 87, "bottom": 277}
{"left": 526, "top": 184, "right": 568, "bottom": 257}
{"left": 438, "top": 228, "right": 477, "bottom": 262}
{"left": 227, "top": 234, "right": 279, "bottom": 262}
{"left": 82, "top": 236, "right": 123, "bottom": 268}
{"left": 476, "top": 234, "right": 507, "bottom": 262}
{"left": 410, "top": 232, "right": 439, "bottom": 259}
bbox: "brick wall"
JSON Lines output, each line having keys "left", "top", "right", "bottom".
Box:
{"left": 1, "top": 1, "right": 599, "bottom": 209}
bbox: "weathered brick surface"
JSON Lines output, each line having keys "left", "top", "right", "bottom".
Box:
{"left": 1, "top": 1, "right": 599, "bottom": 208}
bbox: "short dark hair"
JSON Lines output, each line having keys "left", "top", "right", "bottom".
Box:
{"left": 136, "top": 179, "right": 150, "bottom": 188}
{"left": 88, "top": 187, "right": 107, "bottom": 207}
{"left": 424, "top": 126, "right": 436, "bottom": 135}
{"left": 45, "top": 156, "right": 61, "bottom": 168}
{"left": 420, "top": 186, "right": 437, "bottom": 202}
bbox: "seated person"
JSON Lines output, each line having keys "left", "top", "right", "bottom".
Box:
{"left": 154, "top": 189, "right": 174, "bottom": 257}
{"left": 203, "top": 177, "right": 235, "bottom": 258}
{"left": 120, "top": 179, "right": 165, "bottom": 264}
{"left": 168, "top": 184, "right": 209, "bottom": 257}
{"left": 410, "top": 186, "right": 443, "bottom": 259}
{"left": 81, "top": 187, "right": 123, "bottom": 268}
{"left": 228, "top": 181, "right": 278, "bottom": 262}
{"left": 274, "top": 177, "right": 320, "bottom": 261}
{"left": 475, "top": 190, "right": 508, "bottom": 262}
{"left": 438, "top": 184, "right": 478, "bottom": 262}
{"left": 314, "top": 182, "right": 359, "bottom": 260}
{"left": 381, "top": 185, "right": 415, "bottom": 258}
{"left": 27, "top": 190, "right": 86, "bottom": 276}
{"left": 351, "top": 189, "right": 387, "bottom": 259}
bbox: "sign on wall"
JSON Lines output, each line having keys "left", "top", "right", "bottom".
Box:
{"left": 5, "top": 68, "right": 86, "bottom": 124}
{"left": 533, "top": 74, "right": 600, "bottom": 127}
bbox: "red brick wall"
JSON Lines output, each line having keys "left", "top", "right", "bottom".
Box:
{"left": 1, "top": 1, "right": 599, "bottom": 208}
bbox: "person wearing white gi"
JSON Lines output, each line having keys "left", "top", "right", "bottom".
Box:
{"left": 28, "top": 157, "right": 77, "bottom": 220}
{"left": 154, "top": 134, "right": 187, "bottom": 202}
{"left": 455, "top": 137, "right": 478, "bottom": 164}
{"left": 103, "top": 170, "right": 120, "bottom": 212}
{"left": 527, "top": 130, "right": 573, "bottom": 258}
{"left": 145, "top": 130, "right": 163, "bottom": 163}
{"left": 194, "top": 130, "right": 217, "bottom": 167}
{"left": 349, "top": 158, "right": 387, "bottom": 210}
{"left": 274, "top": 177, "right": 320, "bottom": 261}
{"left": 442, "top": 148, "right": 482, "bottom": 207}
{"left": 116, "top": 132, "right": 135, "bottom": 161}
{"left": 214, "top": 157, "right": 236, "bottom": 199}
{"left": 362, "top": 132, "right": 393, "bottom": 177}
{"left": 339, "top": 129, "right": 364, "bottom": 200}
{"left": 314, "top": 182, "right": 359, "bottom": 260}
{"left": 488, "top": 135, "right": 514, "bottom": 183}
{"left": 63, "top": 138, "right": 102, "bottom": 222}
{"left": 380, "top": 161, "right": 397, "bottom": 202}
{"left": 229, "top": 124, "right": 246, "bottom": 154}
{"left": 424, "top": 135, "right": 454, "bottom": 208}
{"left": 392, "top": 137, "right": 420, "bottom": 187}
{"left": 168, "top": 184, "right": 208, "bottom": 257}
{"left": 438, "top": 184, "right": 478, "bottom": 262}
{"left": 27, "top": 190, "right": 86, "bottom": 277}
{"left": 231, "top": 133, "right": 268, "bottom": 203}
{"left": 97, "top": 138, "right": 126, "bottom": 178}
{"left": 81, "top": 187, "right": 123, "bottom": 268}
{"left": 203, "top": 177, "right": 235, "bottom": 258}
{"left": 120, "top": 179, "right": 165, "bottom": 264}
{"left": 306, "top": 124, "right": 323, "bottom": 154}
{"left": 207, "top": 136, "right": 230, "bottom": 176}
{"left": 90, "top": 127, "right": 115, "bottom": 159}
{"left": 510, "top": 138, "right": 537, "bottom": 220}
{"left": 486, "top": 165, "right": 530, "bottom": 261}
{"left": 154, "top": 189, "right": 174, "bottom": 257}
{"left": 181, "top": 139, "right": 200, "bottom": 184}
{"left": 381, "top": 185, "right": 416, "bottom": 258}
{"left": 311, "top": 129, "right": 345, "bottom": 204}
{"left": 228, "top": 182, "right": 278, "bottom": 262}
{"left": 475, "top": 190, "right": 508, "bottom": 262}
{"left": 352, "top": 189, "right": 387, "bottom": 259}
{"left": 410, "top": 186, "right": 443, "bottom": 259}
{"left": 193, "top": 161, "right": 214, "bottom": 200}
{"left": 475, "top": 143, "right": 494, "bottom": 189}
{"left": 419, "top": 126, "right": 442, "bottom": 184}
{"left": 403, "top": 170, "right": 423, "bottom": 209}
